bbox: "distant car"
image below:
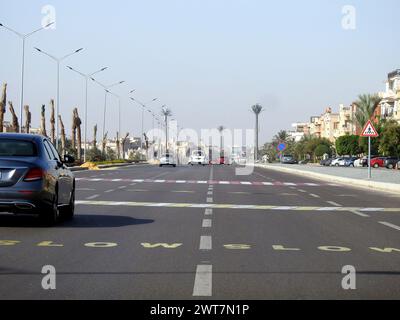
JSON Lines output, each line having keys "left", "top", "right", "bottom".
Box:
{"left": 361, "top": 156, "right": 378, "bottom": 167}
{"left": 344, "top": 157, "right": 359, "bottom": 167}
{"left": 384, "top": 157, "right": 400, "bottom": 169}
{"left": 159, "top": 153, "right": 176, "bottom": 167}
{"left": 0, "top": 133, "right": 75, "bottom": 225}
{"left": 189, "top": 150, "right": 208, "bottom": 166}
{"left": 370, "top": 157, "right": 387, "bottom": 168}
{"left": 281, "top": 155, "right": 298, "bottom": 164}
{"left": 331, "top": 157, "right": 345, "bottom": 166}
{"left": 320, "top": 158, "right": 334, "bottom": 166}
{"left": 353, "top": 158, "right": 363, "bottom": 167}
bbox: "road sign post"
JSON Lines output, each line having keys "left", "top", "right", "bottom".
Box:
{"left": 360, "top": 120, "right": 379, "bottom": 180}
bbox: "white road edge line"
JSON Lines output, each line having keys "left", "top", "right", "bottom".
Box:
{"left": 200, "top": 236, "right": 212, "bottom": 250}
{"left": 379, "top": 221, "right": 400, "bottom": 231}
{"left": 192, "top": 265, "right": 212, "bottom": 297}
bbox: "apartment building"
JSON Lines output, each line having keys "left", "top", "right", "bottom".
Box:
{"left": 379, "top": 69, "right": 400, "bottom": 123}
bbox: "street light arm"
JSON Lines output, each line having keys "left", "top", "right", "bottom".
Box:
{"left": 67, "top": 66, "right": 86, "bottom": 78}
{"left": 34, "top": 47, "right": 58, "bottom": 61}
{"left": 25, "top": 22, "right": 54, "bottom": 37}
{"left": 89, "top": 67, "right": 108, "bottom": 77}
{"left": 0, "top": 23, "right": 23, "bottom": 37}
{"left": 60, "top": 48, "right": 84, "bottom": 61}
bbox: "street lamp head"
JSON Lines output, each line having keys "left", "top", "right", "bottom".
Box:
{"left": 100, "top": 67, "right": 108, "bottom": 71}
{"left": 0, "top": 23, "right": 3, "bottom": 27}
{"left": 130, "top": 89, "right": 136, "bottom": 93}
{"left": 119, "top": 81, "right": 125, "bottom": 84}
{"left": 44, "top": 22, "right": 55, "bottom": 28}
{"left": 34, "top": 47, "right": 42, "bottom": 52}
{"left": 67, "top": 66, "right": 73, "bottom": 70}
{"left": 75, "top": 48, "right": 84, "bottom": 53}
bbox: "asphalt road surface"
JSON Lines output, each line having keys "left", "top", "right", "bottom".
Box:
{"left": 1, "top": 164, "right": 400, "bottom": 299}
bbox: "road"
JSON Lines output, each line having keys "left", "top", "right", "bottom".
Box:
{"left": 1, "top": 164, "right": 400, "bottom": 299}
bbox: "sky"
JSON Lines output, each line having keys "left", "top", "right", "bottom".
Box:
{"left": 0, "top": 0, "right": 399, "bottom": 144}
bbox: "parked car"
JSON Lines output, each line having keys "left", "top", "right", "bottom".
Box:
{"left": 384, "top": 157, "right": 400, "bottom": 169}
{"left": 344, "top": 157, "right": 359, "bottom": 167}
{"left": 397, "top": 160, "right": 400, "bottom": 170}
{"left": 370, "top": 157, "right": 387, "bottom": 168}
{"left": 159, "top": 153, "right": 176, "bottom": 167}
{"left": 353, "top": 158, "right": 363, "bottom": 167}
{"left": 0, "top": 133, "right": 75, "bottom": 225}
{"left": 281, "top": 155, "right": 298, "bottom": 164}
{"left": 361, "top": 155, "right": 378, "bottom": 167}
{"left": 331, "top": 157, "right": 345, "bottom": 166}
{"left": 320, "top": 157, "right": 334, "bottom": 166}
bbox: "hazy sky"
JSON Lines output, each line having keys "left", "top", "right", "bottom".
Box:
{"left": 1, "top": 0, "right": 399, "bottom": 143}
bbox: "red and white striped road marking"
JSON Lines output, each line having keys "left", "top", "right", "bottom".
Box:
{"left": 75, "top": 177, "right": 339, "bottom": 187}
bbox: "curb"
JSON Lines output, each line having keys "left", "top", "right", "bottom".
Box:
{"left": 255, "top": 164, "right": 400, "bottom": 194}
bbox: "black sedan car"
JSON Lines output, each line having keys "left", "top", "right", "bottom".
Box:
{"left": 0, "top": 133, "right": 75, "bottom": 225}
{"left": 384, "top": 157, "right": 399, "bottom": 169}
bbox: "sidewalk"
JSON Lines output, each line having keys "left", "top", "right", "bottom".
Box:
{"left": 255, "top": 163, "right": 400, "bottom": 193}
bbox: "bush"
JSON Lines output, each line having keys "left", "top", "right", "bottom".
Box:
{"left": 86, "top": 147, "right": 105, "bottom": 162}
{"left": 335, "top": 135, "right": 362, "bottom": 156}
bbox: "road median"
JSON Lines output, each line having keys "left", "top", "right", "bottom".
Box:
{"left": 255, "top": 163, "right": 400, "bottom": 194}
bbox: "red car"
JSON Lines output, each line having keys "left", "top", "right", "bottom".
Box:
{"left": 370, "top": 157, "right": 386, "bottom": 168}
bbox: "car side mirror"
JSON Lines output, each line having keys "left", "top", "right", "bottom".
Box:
{"left": 63, "top": 155, "right": 75, "bottom": 164}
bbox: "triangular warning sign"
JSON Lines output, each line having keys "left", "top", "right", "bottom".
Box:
{"left": 361, "top": 120, "right": 379, "bottom": 137}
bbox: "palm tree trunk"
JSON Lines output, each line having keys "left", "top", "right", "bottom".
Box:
{"left": 121, "top": 133, "right": 129, "bottom": 160}
{"left": 50, "top": 99, "right": 55, "bottom": 144}
{"left": 74, "top": 108, "right": 82, "bottom": 161}
{"left": 40, "top": 105, "right": 47, "bottom": 136}
{"left": 0, "top": 83, "right": 7, "bottom": 133}
{"left": 102, "top": 132, "right": 108, "bottom": 155}
{"left": 71, "top": 109, "right": 77, "bottom": 152}
{"left": 116, "top": 131, "right": 120, "bottom": 159}
{"left": 24, "top": 105, "right": 31, "bottom": 133}
{"left": 255, "top": 114, "right": 259, "bottom": 161}
{"left": 8, "top": 101, "right": 19, "bottom": 132}
{"left": 58, "top": 115, "right": 66, "bottom": 157}
{"left": 93, "top": 125, "right": 97, "bottom": 149}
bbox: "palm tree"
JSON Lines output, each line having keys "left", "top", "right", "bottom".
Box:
{"left": 58, "top": 115, "right": 66, "bottom": 156}
{"left": 217, "top": 125, "right": 225, "bottom": 156}
{"left": 273, "top": 130, "right": 289, "bottom": 143}
{"left": 73, "top": 108, "right": 82, "bottom": 161}
{"left": 353, "top": 94, "right": 381, "bottom": 130}
{"left": 50, "top": 99, "right": 55, "bottom": 144}
{"left": 93, "top": 124, "right": 98, "bottom": 149}
{"left": 40, "top": 105, "right": 47, "bottom": 136}
{"left": 24, "top": 105, "right": 31, "bottom": 133}
{"left": 251, "top": 104, "right": 264, "bottom": 161}
{"left": 0, "top": 83, "right": 7, "bottom": 133}
{"left": 161, "top": 106, "right": 172, "bottom": 153}
{"left": 8, "top": 101, "right": 19, "bottom": 132}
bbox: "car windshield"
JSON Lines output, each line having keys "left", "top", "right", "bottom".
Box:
{"left": 0, "top": 139, "right": 37, "bottom": 157}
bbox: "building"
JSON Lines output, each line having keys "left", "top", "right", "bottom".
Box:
{"left": 379, "top": 69, "right": 400, "bottom": 123}
{"left": 288, "top": 122, "right": 310, "bottom": 142}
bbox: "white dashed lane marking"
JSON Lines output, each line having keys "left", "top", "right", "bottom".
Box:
{"left": 202, "top": 219, "right": 212, "bottom": 228}
{"left": 85, "top": 194, "right": 99, "bottom": 200}
{"left": 200, "top": 236, "right": 212, "bottom": 250}
{"left": 379, "top": 221, "right": 400, "bottom": 231}
{"left": 192, "top": 265, "right": 212, "bottom": 297}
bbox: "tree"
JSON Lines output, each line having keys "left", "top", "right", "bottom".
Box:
{"left": 121, "top": 133, "right": 129, "bottom": 159}
{"left": 86, "top": 147, "right": 104, "bottom": 162}
{"left": 93, "top": 124, "right": 98, "bottom": 149}
{"left": 50, "top": 99, "right": 55, "bottom": 144}
{"left": 58, "top": 115, "right": 66, "bottom": 156}
{"left": 353, "top": 94, "right": 381, "bottom": 129}
{"left": 40, "top": 105, "right": 47, "bottom": 136}
{"left": 0, "top": 83, "right": 7, "bottom": 133}
{"left": 315, "top": 144, "right": 331, "bottom": 158}
{"left": 161, "top": 106, "right": 172, "bottom": 152}
{"left": 106, "top": 147, "right": 116, "bottom": 161}
{"left": 24, "top": 105, "right": 31, "bottom": 133}
{"left": 73, "top": 108, "right": 82, "bottom": 161}
{"left": 251, "top": 104, "right": 263, "bottom": 161}
{"left": 379, "top": 120, "right": 400, "bottom": 157}
{"left": 8, "top": 101, "right": 19, "bottom": 132}
{"left": 102, "top": 132, "right": 108, "bottom": 155}
{"left": 335, "top": 135, "right": 361, "bottom": 156}
{"left": 116, "top": 131, "right": 120, "bottom": 159}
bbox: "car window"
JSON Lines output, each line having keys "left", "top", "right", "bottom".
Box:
{"left": 42, "top": 140, "right": 54, "bottom": 160}
{"left": 0, "top": 139, "right": 37, "bottom": 156}
{"left": 44, "top": 140, "right": 61, "bottom": 161}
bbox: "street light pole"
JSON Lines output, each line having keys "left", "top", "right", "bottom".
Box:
{"left": 0, "top": 22, "right": 54, "bottom": 132}
{"left": 91, "top": 78, "right": 125, "bottom": 144}
{"left": 67, "top": 66, "right": 108, "bottom": 162}
{"left": 35, "top": 47, "right": 84, "bottom": 149}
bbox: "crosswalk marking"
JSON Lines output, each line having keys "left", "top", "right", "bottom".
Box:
{"left": 75, "top": 200, "right": 400, "bottom": 212}
{"left": 76, "top": 177, "right": 339, "bottom": 187}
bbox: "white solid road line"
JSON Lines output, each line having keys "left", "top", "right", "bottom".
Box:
{"left": 192, "top": 265, "right": 212, "bottom": 297}
{"left": 202, "top": 219, "right": 212, "bottom": 228}
{"left": 200, "top": 236, "right": 212, "bottom": 250}
{"left": 85, "top": 194, "right": 99, "bottom": 200}
{"left": 349, "top": 210, "right": 370, "bottom": 218}
{"left": 379, "top": 221, "right": 400, "bottom": 231}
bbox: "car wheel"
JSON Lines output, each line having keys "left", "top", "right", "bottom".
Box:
{"left": 388, "top": 164, "right": 394, "bottom": 169}
{"left": 40, "top": 192, "right": 59, "bottom": 226}
{"left": 335, "top": 164, "right": 339, "bottom": 167}
{"left": 173, "top": 164, "right": 176, "bottom": 167}
{"left": 61, "top": 188, "right": 75, "bottom": 221}
{"left": 373, "top": 164, "right": 379, "bottom": 168}
{"left": 159, "top": 164, "right": 163, "bottom": 167}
